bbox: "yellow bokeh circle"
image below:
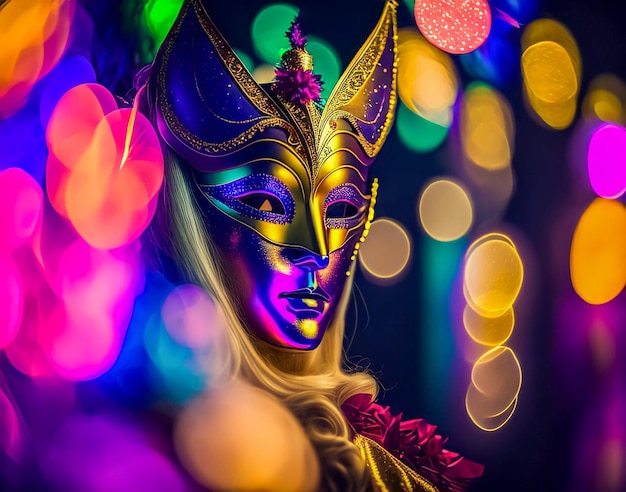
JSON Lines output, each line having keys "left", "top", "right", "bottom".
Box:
{"left": 570, "top": 198, "right": 626, "bottom": 305}
{"left": 418, "top": 178, "right": 473, "bottom": 242}
{"left": 464, "top": 234, "right": 524, "bottom": 317}
{"left": 359, "top": 218, "right": 412, "bottom": 280}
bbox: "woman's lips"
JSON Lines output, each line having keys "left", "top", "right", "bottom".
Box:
{"left": 279, "top": 288, "right": 329, "bottom": 318}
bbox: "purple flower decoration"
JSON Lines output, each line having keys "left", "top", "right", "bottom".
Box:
{"left": 273, "top": 14, "right": 323, "bottom": 105}
{"left": 342, "top": 394, "right": 485, "bottom": 492}
{"left": 287, "top": 15, "right": 307, "bottom": 49}
{"left": 274, "top": 67, "right": 322, "bottom": 105}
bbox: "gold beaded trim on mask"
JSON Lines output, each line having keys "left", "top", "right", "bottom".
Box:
{"left": 346, "top": 177, "right": 379, "bottom": 276}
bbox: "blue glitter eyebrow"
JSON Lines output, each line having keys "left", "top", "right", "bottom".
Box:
{"left": 324, "top": 184, "right": 368, "bottom": 229}
{"left": 202, "top": 174, "right": 295, "bottom": 225}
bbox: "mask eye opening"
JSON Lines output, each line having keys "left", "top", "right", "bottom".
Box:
{"left": 237, "top": 191, "right": 286, "bottom": 215}
{"left": 326, "top": 200, "right": 360, "bottom": 220}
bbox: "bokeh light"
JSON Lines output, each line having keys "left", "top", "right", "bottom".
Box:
{"left": 251, "top": 3, "right": 299, "bottom": 65}
{"left": 463, "top": 305, "right": 514, "bottom": 346}
{"left": 582, "top": 73, "right": 625, "bottom": 123}
{"left": 41, "top": 240, "right": 144, "bottom": 381}
{"left": 570, "top": 198, "right": 626, "bottom": 305}
{"left": 175, "top": 383, "right": 319, "bottom": 491}
{"left": 458, "top": 13, "right": 520, "bottom": 87}
{"left": 42, "top": 414, "right": 188, "bottom": 492}
{"left": 0, "top": 373, "right": 24, "bottom": 462}
{"left": 466, "top": 393, "right": 518, "bottom": 432}
{"left": 359, "top": 218, "right": 412, "bottom": 284}
{"left": 46, "top": 83, "right": 164, "bottom": 249}
{"left": 38, "top": 54, "right": 97, "bottom": 128}
{"left": 414, "top": 0, "right": 492, "bottom": 54}
{"left": 161, "top": 285, "right": 225, "bottom": 351}
{"left": 252, "top": 64, "right": 277, "bottom": 84}
{"left": 464, "top": 233, "right": 524, "bottom": 317}
{"left": 306, "top": 36, "right": 341, "bottom": 100}
{"left": 144, "top": 309, "right": 208, "bottom": 403}
{"left": 0, "top": 168, "right": 43, "bottom": 253}
{"left": 588, "top": 123, "right": 626, "bottom": 199}
{"left": 521, "top": 19, "right": 581, "bottom": 129}
{"left": 396, "top": 102, "right": 449, "bottom": 153}
{"left": 143, "top": 0, "right": 185, "bottom": 55}
{"left": 460, "top": 82, "right": 514, "bottom": 171}
{"left": 397, "top": 28, "right": 458, "bottom": 127}
{"left": 0, "top": 255, "right": 24, "bottom": 350}
{"left": 0, "top": 0, "right": 75, "bottom": 118}
{"left": 418, "top": 178, "right": 473, "bottom": 241}
{"left": 466, "top": 346, "right": 522, "bottom": 431}
{"left": 234, "top": 49, "right": 255, "bottom": 73}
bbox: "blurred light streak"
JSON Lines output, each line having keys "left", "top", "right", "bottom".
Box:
{"left": 174, "top": 383, "right": 320, "bottom": 491}
{"left": 413, "top": 0, "right": 492, "bottom": 54}
{"left": 587, "top": 123, "right": 626, "bottom": 199}
{"left": 420, "top": 237, "right": 466, "bottom": 419}
{"left": 358, "top": 218, "right": 412, "bottom": 285}
{"left": 464, "top": 233, "right": 524, "bottom": 318}
{"left": 252, "top": 3, "right": 299, "bottom": 65}
{"left": 570, "top": 198, "right": 626, "bottom": 305}
{"left": 418, "top": 178, "right": 473, "bottom": 242}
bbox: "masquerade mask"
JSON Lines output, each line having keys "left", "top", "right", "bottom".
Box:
{"left": 148, "top": 0, "right": 397, "bottom": 349}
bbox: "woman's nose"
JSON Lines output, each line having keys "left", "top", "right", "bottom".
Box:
{"left": 285, "top": 247, "right": 330, "bottom": 271}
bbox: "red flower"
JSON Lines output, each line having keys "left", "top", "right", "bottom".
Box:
{"left": 342, "top": 394, "right": 484, "bottom": 492}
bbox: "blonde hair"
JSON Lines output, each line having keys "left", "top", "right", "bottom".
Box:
{"left": 148, "top": 151, "right": 378, "bottom": 491}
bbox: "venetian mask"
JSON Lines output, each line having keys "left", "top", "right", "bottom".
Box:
{"left": 148, "top": 0, "right": 398, "bottom": 349}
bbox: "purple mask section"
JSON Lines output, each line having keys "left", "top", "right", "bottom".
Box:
{"left": 149, "top": 2, "right": 290, "bottom": 171}
{"left": 202, "top": 173, "right": 296, "bottom": 225}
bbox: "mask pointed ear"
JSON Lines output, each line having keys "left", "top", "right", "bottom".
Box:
{"left": 148, "top": 0, "right": 299, "bottom": 172}
{"left": 318, "top": 1, "right": 398, "bottom": 165}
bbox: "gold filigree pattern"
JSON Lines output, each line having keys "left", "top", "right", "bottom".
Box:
{"left": 154, "top": 0, "right": 397, "bottom": 184}
{"left": 155, "top": 0, "right": 306, "bottom": 158}
{"left": 354, "top": 434, "right": 439, "bottom": 492}
{"left": 318, "top": 1, "right": 398, "bottom": 160}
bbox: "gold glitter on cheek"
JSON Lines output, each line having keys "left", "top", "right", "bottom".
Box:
{"left": 261, "top": 241, "right": 292, "bottom": 275}
{"left": 414, "top": 0, "right": 492, "bottom": 55}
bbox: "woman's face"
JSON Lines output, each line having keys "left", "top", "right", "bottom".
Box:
{"left": 192, "top": 142, "right": 374, "bottom": 350}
